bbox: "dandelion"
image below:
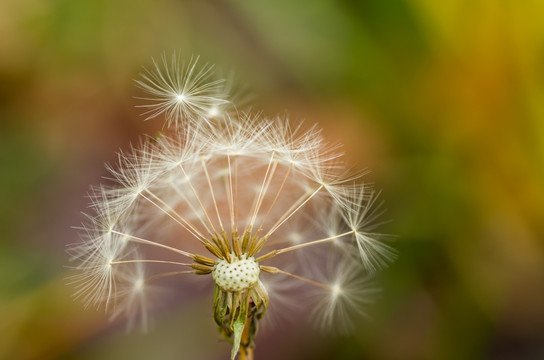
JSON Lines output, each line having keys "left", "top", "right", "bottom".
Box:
{"left": 70, "top": 55, "right": 396, "bottom": 359}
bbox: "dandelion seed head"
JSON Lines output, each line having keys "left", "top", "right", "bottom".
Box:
{"left": 71, "top": 54, "right": 395, "bottom": 358}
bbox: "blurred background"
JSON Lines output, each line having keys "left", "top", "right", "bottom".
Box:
{"left": 1, "top": 0, "right": 543, "bottom": 359}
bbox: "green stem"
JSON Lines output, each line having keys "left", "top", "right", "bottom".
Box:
{"left": 239, "top": 317, "right": 254, "bottom": 360}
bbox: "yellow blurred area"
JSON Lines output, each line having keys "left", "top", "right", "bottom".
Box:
{"left": 0, "top": 1, "right": 543, "bottom": 359}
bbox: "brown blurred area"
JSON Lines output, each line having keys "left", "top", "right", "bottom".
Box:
{"left": 1, "top": 1, "right": 543, "bottom": 359}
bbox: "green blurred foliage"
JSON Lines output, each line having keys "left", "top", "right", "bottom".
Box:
{"left": 1, "top": 0, "right": 543, "bottom": 359}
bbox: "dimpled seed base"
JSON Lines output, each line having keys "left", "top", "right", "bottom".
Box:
{"left": 212, "top": 254, "right": 260, "bottom": 292}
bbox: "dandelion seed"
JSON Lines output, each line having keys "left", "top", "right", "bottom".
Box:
{"left": 310, "top": 261, "right": 380, "bottom": 335}
{"left": 70, "top": 55, "right": 395, "bottom": 359}
{"left": 135, "top": 53, "right": 230, "bottom": 126}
